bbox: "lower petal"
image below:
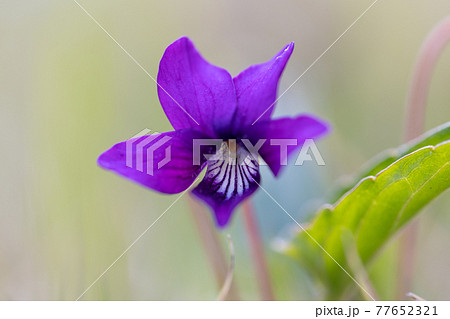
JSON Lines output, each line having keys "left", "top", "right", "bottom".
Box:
{"left": 192, "top": 143, "right": 261, "bottom": 227}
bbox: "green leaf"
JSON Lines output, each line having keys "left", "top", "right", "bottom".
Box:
{"left": 285, "top": 141, "right": 450, "bottom": 299}
{"left": 331, "top": 122, "right": 450, "bottom": 202}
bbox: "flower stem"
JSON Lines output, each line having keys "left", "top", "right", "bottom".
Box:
{"left": 188, "top": 196, "right": 240, "bottom": 300}
{"left": 242, "top": 200, "right": 274, "bottom": 300}
{"left": 399, "top": 16, "right": 450, "bottom": 299}
{"left": 216, "top": 235, "right": 235, "bottom": 301}
{"left": 404, "top": 17, "right": 450, "bottom": 140}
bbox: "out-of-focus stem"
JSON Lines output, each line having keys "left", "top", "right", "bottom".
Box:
{"left": 242, "top": 200, "right": 274, "bottom": 301}
{"left": 404, "top": 17, "right": 450, "bottom": 140}
{"left": 216, "top": 235, "right": 235, "bottom": 301}
{"left": 342, "top": 231, "right": 379, "bottom": 301}
{"left": 399, "top": 16, "right": 450, "bottom": 299}
{"left": 407, "top": 292, "right": 426, "bottom": 301}
{"left": 188, "top": 196, "right": 240, "bottom": 300}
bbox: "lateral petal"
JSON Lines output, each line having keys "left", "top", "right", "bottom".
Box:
{"left": 243, "top": 115, "right": 330, "bottom": 176}
{"left": 98, "top": 128, "right": 213, "bottom": 194}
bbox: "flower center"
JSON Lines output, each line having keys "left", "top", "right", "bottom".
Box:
{"left": 203, "top": 141, "right": 259, "bottom": 199}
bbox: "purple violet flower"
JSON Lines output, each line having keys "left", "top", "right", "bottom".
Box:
{"left": 98, "top": 37, "right": 329, "bottom": 227}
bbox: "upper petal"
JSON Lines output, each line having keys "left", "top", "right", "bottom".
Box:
{"left": 97, "top": 128, "right": 212, "bottom": 194}
{"left": 243, "top": 115, "right": 330, "bottom": 176}
{"left": 157, "top": 37, "right": 237, "bottom": 137}
{"left": 231, "top": 42, "right": 294, "bottom": 132}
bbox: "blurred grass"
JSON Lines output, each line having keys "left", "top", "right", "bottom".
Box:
{"left": 0, "top": 0, "right": 450, "bottom": 300}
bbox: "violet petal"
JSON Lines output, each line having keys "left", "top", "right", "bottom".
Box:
{"left": 157, "top": 37, "right": 237, "bottom": 137}
{"left": 232, "top": 42, "right": 294, "bottom": 132}
{"left": 192, "top": 144, "right": 261, "bottom": 227}
{"left": 98, "top": 128, "right": 213, "bottom": 194}
{"left": 243, "top": 114, "right": 330, "bottom": 176}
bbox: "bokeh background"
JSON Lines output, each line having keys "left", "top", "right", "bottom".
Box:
{"left": 1, "top": 0, "right": 450, "bottom": 300}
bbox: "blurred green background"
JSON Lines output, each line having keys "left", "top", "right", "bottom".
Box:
{"left": 1, "top": 0, "right": 450, "bottom": 300}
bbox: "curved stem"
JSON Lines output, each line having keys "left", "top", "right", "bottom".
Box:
{"left": 242, "top": 200, "right": 274, "bottom": 300}
{"left": 399, "top": 16, "right": 450, "bottom": 299}
{"left": 216, "top": 235, "right": 235, "bottom": 301}
{"left": 404, "top": 17, "right": 450, "bottom": 140}
{"left": 188, "top": 196, "right": 240, "bottom": 300}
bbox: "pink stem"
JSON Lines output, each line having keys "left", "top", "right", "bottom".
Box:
{"left": 242, "top": 200, "right": 274, "bottom": 300}
{"left": 404, "top": 17, "right": 450, "bottom": 140}
{"left": 399, "top": 16, "right": 450, "bottom": 299}
{"left": 188, "top": 196, "right": 240, "bottom": 300}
